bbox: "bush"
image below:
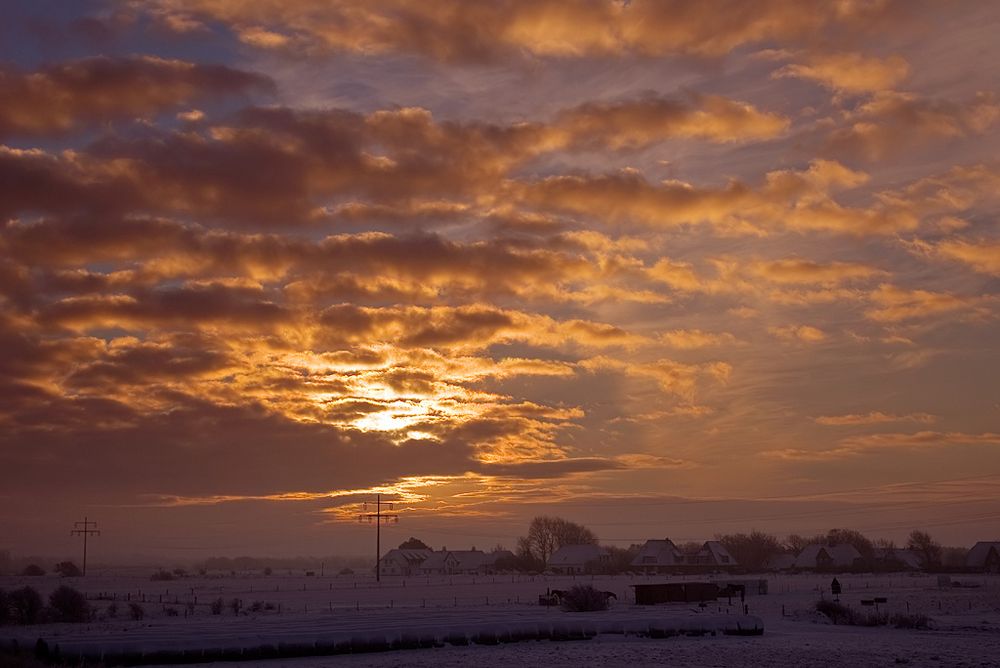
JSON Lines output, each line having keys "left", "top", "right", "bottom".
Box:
{"left": 150, "top": 569, "right": 175, "bottom": 581}
{"left": 815, "top": 599, "right": 854, "bottom": 624}
{"left": 210, "top": 597, "right": 224, "bottom": 615}
{"left": 105, "top": 602, "right": 118, "bottom": 618}
{"left": 230, "top": 598, "right": 241, "bottom": 615}
{"left": 21, "top": 565, "right": 44, "bottom": 577}
{"left": 560, "top": 585, "right": 610, "bottom": 612}
{"left": 48, "top": 585, "right": 90, "bottom": 623}
{"left": 263, "top": 567, "right": 272, "bottom": 576}
{"left": 53, "top": 562, "right": 82, "bottom": 578}
{"left": 128, "top": 602, "right": 145, "bottom": 621}
{"left": 9, "top": 587, "right": 43, "bottom": 625}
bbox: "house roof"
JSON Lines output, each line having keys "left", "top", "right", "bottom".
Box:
{"left": 966, "top": 541, "right": 1000, "bottom": 567}
{"left": 794, "top": 543, "right": 862, "bottom": 568}
{"left": 630, "top": 539, "right": 683, "bottom": 567}
{"left": 699, "top": 541, "right": 737, "bottom": 565}
{"left": 379, "top": 548, "right": 432, "bottom": 565}
{"left": 548, "top": 544, "right": 607, "bottom": 566}
{"left": 420, "top": 549, "right": 493, "bottom": 571}
{"left": 874, "top": 547, "right": 922, "bottom": 569}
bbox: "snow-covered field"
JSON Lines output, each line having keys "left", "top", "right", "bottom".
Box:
{"left": 3, "top": 571, "right": 999, "bottom": 667}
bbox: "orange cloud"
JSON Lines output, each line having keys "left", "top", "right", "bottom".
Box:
{"left": 0, "top": 56, "right": 272, "bottom": 138}
{"left": 139, "top": 0, "right": 897, "bottom": 61}
{"left": 771, "top": 51, "right": 910, "bottom": 93}
{"left": 768, "top": 324, "right": 827, "bottom": 343}
{"left": 814, "top": 411, "right": 937, "bottom": 426}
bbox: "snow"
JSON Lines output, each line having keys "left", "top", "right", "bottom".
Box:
{"left": 3, "top": 571, "right": 999, "bottom": 667}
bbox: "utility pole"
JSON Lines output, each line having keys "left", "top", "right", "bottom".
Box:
{"left": 359, "top": 495, "right": 397, "bottom": 582}
{"left": 70, "top": 517, "right": 100, "bottom": 576}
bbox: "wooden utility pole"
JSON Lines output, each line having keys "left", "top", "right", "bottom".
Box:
{"left": 70, "top": 517, "right": 100, "bottom": 576}
{"left": 359, "top": 495, "right": 397, "bottom": 582}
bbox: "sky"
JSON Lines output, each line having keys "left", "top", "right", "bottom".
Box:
{"left": 1, "top": 1, "right": 999, "bottom": 561}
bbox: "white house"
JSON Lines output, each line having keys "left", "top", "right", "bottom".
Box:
{"left": 630, "top": 539, "right": 685, "bottom": 573}
{"left": 377, "top": 548, "right": 432, "bottom": 576}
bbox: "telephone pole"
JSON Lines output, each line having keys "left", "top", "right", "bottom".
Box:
{"left": 70, "top": 517, "right": 100, "bottom": 576}
{"left": 359, "top": 495, "right": 397, "bottom": 582}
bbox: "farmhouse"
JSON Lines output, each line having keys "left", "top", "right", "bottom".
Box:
{"left": 631, "top": 538, "right": 685, "bottom": 573}
{"left": 418, "top": 548, "right": 515, "bottom": 575}
{"left": 547, "top": 544, "right": 610, "bottom": 574}
{"left": 377, "top": 548, "right": 432, "bottom": 576}
{"left": 685, "top": 541, "right": 737, "bottom": 567}
{"left": 966, "top": 541, "right": 1000, "bottom": 573}
{"left": 630, "top": 539, "right": 738, "bottom": 573}
{"left": 793, "top": 543, "right": 862, "bottom": 571}
{"left": 873, "top": 547, "right": 922, "bottom": 570}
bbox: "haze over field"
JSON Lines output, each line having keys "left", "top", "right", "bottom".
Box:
{"left": 1, "top": 1, "right": 999, "bottom": 559}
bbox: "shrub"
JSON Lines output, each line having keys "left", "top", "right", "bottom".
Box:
{"left": 816, "top": 599, "right": 854, "bottom": 625}
{"left": 53, "top": 562, "right": 82, "bottom": 578}
{"left": 230, "top": 598, "right": 241, "bottom": 615}
{"left": 9, "top": 587, "right": 43, "bottom": 625}
{"left": 48, "top": 585, "right": 90, "bottom": 623}
{"left": 263, "top": 567, "right": 272, "bottom": 576}
{"left": 210, "top": 597, "right": 224, "bottom": 615}
{"left": 105, "top": 602, "right": 118, "bottom": 618}
{"left": 21, "top": 565, "right": 44, "bottom": 577}
{"left": 128, "top": 602, "right": 145, "bottom": 621}
{"left": 560, "top": 585, "right": 610, "bottom": 612}
{"left": 172, "top": 568, "right": 187, "bottom": 578}
{"left": 150, "top": 569, "right": 175, "bottom": 581}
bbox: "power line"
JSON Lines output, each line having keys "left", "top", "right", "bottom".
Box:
{"left": 359, "top": 494, "right": 397, "bottom": 582}
{"left": 70, "top": 516, "right": 100, "bottom": 576}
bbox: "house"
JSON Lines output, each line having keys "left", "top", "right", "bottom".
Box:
{"left": 377, "top": 548, "right": 431, "bottom": 576}
{"left": 631, "top": 539, "right": 685, "bottom": 573}
{"left": 873, "top": 547, "right": 922, "bottom": 571}
{"left": 794, "top": 543, "right": 863, "bottom": 571}
{"left": 685, "top": 541, "right": 737, "bottom": 568}
{"left": 547, "top": 544, "right": 609, "bottom": 574}
{"left": 418, "top": 548, "right": 514, "bottom": 575}
{"left": 765, "top": 553, "right": 796, "bottom": 571}
{"left": 630, "top": 539, "right": 738, "bottom": 573}
{"left": 966, "top": 542, "right": 1000, "bottom": 573}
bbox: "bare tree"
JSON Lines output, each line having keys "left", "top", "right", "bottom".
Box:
{"left": 717, "top": 531, "right": 782, "bottom": 570}
{"left": 519, "top": 516, "right": 597, "bottom": 566}
{"left": 907, "top": 530, "right": 942, "bottom": 570}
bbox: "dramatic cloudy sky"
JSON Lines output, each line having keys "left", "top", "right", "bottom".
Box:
{"left": 2, "top": 1, "right": 999, "bottom": 559}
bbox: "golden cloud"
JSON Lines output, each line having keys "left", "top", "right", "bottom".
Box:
{"left": 771, "top": 51, "right": 910, "bottom": 93}
{"left": 814, "top": 411, "right": 937, "bottom": 426}
{"left": 139, "top": 0, "right": 897, "bottom": 61}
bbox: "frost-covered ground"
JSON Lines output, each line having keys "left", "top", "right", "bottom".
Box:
{"left": 2, "top": 571, "right": 999, "bottom": 667}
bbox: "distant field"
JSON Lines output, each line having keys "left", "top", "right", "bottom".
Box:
{"left": 2, "top": 571, "right": 999, "bottom": 667}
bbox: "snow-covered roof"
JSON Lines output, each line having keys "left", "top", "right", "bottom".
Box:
{"left": 631, "top": 538, "right": 683, "bottom": 567}
{"left": 874, "top": 547, "right": 921, "bottom": 569}
{"left": 966, "top": 541, "right": 1000, "bottom": 567}
{"left": 548, "top": 544, "right": 607, "bottom": 567}
{"left": 379, "top": 548, "right": 432, "bottom": 565}
{"left": 699, "top": 541, "right": 737, "bottom": 565}
{"left": 794, "top": 543, "right": 862, "bottom": 569}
